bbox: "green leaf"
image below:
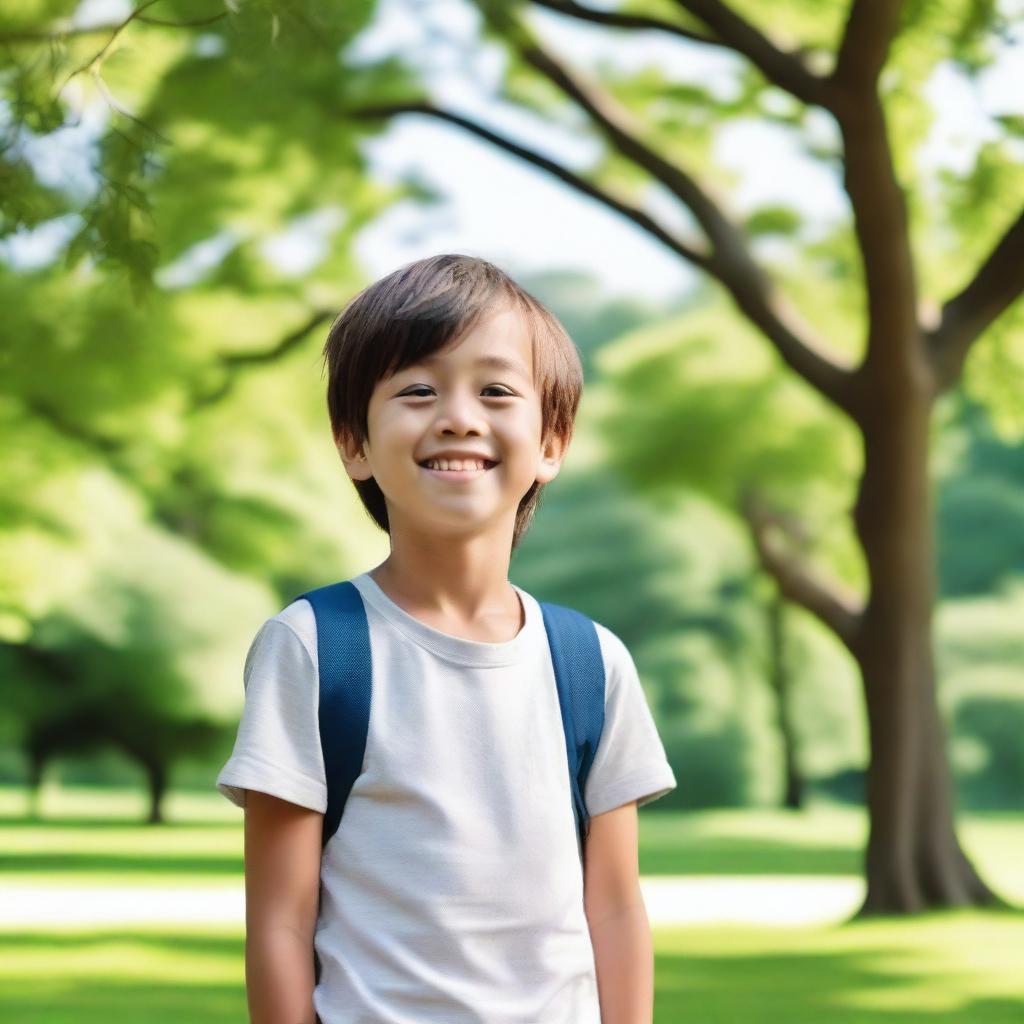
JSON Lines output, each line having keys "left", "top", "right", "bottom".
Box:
{"left": 744, "top": 206, "right": 804, "bottom": 239}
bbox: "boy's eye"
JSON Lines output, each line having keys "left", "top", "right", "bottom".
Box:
{"left": 401, "top": 386, "right": 514, "bottom": 398}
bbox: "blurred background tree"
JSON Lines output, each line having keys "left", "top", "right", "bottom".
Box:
{"left": 0, "top": 0, "right": 407, "bottom": 820}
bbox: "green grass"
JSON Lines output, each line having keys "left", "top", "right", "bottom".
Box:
{"left": 641, "top": 807, "right": 1024, "bottom": 900}
{"left": 653, "top": 915, "right": 1024, "bottom": 1023}
{"left": 0, "top": 926, "right": 246, "bottom": 1023}
{"left": 0, "top": 784, "right": 242, "bottom": 886}
{"left": 1, "top": 785, "right": 1022, "bottom": 1022}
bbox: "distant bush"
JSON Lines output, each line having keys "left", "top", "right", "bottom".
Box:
{"left": 807, "top": 766, "right": 866, "bottom": 805}
{"left": 954, "top": 696, "right": 1024, "bottom": 810}
{"left": 655, "top": 719, "right": 751, "bottom": 809}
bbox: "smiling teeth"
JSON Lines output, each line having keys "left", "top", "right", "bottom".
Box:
{"left": 425, "top": 458, "right": 488, "bottom": 471}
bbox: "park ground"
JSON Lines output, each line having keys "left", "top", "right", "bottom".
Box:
{"left": 0, "top": 785, "right": 1021, "bottom": 1023}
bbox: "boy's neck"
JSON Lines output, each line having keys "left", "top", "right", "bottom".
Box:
{"left": 368, "top": 538, "right": 522, "bottom": 637}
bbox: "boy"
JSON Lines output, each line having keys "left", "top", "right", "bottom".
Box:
{"left": 216, "top": 254, "right": 677, "bottom": 1023}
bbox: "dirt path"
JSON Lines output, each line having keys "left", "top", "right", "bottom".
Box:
{"left": 0, "top": 876, "right": 864, "bottom": 929}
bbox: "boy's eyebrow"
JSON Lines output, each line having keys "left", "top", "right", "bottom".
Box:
{"left": 414, "top": 354, "right": 530, "bottom": 378}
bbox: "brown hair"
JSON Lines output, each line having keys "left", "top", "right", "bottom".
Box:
{"left": 322, "top": 254, "right": 584, "bottom": 550}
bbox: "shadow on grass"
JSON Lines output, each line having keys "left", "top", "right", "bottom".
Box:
{"left": 0, "top": 817, "right": 238, "bottom": 830}
{"left": 0, "top": 931, "right": 246, "bottom": 1024}
{"left": 0, "top": 929, "right": 240, "bottom": 955}
{"left": 0, "top": 852, "right": 242, "bottom": 874}
{"left": 0, "top": 816, "right": 242, "bottom": 876}
{"left": 653, "top": 945, "right": 1024, "bottom": 1024}
{"left": 0, "top": 981, "right": 245, "bottom": 1024}
{"left": 642, "top": 835, "right": 862, "bottom": 876}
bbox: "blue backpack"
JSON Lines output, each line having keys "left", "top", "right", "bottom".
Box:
{"left": 295, "top": 579, "right": 606, "bottom": 858}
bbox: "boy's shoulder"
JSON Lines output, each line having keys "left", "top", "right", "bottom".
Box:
{"left": 247, "top": 598, "right": 318, "bottom": 673}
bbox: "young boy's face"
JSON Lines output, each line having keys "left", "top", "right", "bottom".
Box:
{"left": 340, "top": 303, "right": 566, "bottom": 544}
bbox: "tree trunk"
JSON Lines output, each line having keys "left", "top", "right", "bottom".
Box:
{"left": 144, "top": 760, "right": 166, "bottom": 825}
{"left": 853, "top": 391, "right": 1002, "bottom": 914}
{"left": 767, "top": 594, "right": 804, "bottom": 810}
{"left": 26, "top": 748, "right": 46, "bottom": 820}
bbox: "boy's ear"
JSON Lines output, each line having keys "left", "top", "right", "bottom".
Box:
{"left": 335, "top": 429, "right": 373, "bottom": 481}
{"left": 536, "top": 431, "right": 569, "bottom": 486}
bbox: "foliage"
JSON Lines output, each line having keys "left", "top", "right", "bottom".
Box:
{"left": 0, "top": 0, "right": 407, "bottom": 785}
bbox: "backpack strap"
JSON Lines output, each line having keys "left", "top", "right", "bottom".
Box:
{"left": 539, "top": 601, "right": 606, "bottom": 856}
{"left": 295, "top": 580, "right": 372, "bottom": 850}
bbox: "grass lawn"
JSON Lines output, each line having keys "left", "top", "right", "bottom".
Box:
{"left": 653, "top": 914, "right": 1024, "bottom": 1023}
{"left": 1, "top": 784, "right": 1021, "bottom": 1022}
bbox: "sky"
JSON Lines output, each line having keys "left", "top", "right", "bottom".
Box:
{"left": 3, "top": 0, "right": 1022, "bottom": 303}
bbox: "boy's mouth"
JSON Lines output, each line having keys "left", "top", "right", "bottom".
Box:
{"left": 417, "top": 457, "right": 499, "bottom": 477}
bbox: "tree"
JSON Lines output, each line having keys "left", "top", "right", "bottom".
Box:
{"left": 343, "top": 0, "right": 1023, "bottom": 914}
{"left": 0, "top": 1, "right": 402, "bottom": 817}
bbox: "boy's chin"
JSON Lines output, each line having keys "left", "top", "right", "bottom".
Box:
{"left": 398, "top": 504, "right": 520, "bottom": 536}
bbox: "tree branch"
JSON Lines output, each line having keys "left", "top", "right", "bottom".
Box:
{"left": 832, "top": 0, "right": 905, "bottom": 93}
{"left": 671, "top": 0, "right": 829, "bottom": 106}
{"left": 470, "top": 6, "right": 859, "bottom": 411}
{"left": 741, "top": 488, "right": 863, "bottom": 653}
{"left": 133, "top": 12, "right": 228, "bottom": 29}
{"left": 707, "top": 251, "right": 859, "bottom": 412}
{"left": 192, "top": 309, "right": 336, "bottom": 409}
{"left": 528, "top": 0, "right": 716, "bottom": 46}
{"left": 351, "top": 79, "right": 857, "bottom": 412}
{"left": 23, "top": 311, "right": 335, "bottom": 458}
{"left": 344, "top": 101, "right": 709, "bottom": 267}
{"left": 20, "top": 311, "right": 339, "bottom": 570}
{"left": 529, "top": 0, "right": 831, "bottom": 106}
{"left": 926, "top": 208, "right": 1024, "bottom": 392}
{"left": 512, "top": 34, "right": 738, "bottom": 245}
{"left": 827, "top": 0, "right": 919, "bottom": 390}
{"left": 0, "top": 11, "right": 226, "bottom": 44}
{"left": 54, "top": 0, "right": 179, "bottom": 99}
{"left": 21, "top": 396, "right": 124, "bottom": 455}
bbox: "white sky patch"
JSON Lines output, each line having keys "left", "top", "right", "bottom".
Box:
{"left": 2, "top": 91, "right": 107, "bottom": 201}
{"left": 194, "top": 32, "right": 227, "bottom": 59}
{"left": 259, "top": 206, "right": 348, "bottom": 277}
{"left": 353, "top": 117, "right": 699, "bottom": 300}
{"left": 525, "top": 2, "right": 746, "bottom": 102}
{"left": 0, "top": 213, "right": 84, "bottom": 270}
{"left": 155, "top": 229, "right": 241, "bottom": 289}
{"left": 714, "top": 117, "right": 848, "bottom": 226}
{"left": 71, "top": 0, "right": 132, "bottom": 28}
{"left": 919, "top": 55, "right": 1024, "bottom": 175}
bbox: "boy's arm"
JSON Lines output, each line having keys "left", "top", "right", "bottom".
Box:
{"left": 244, "top": 790, "right": 323, "bottom": 1024}
{"left": 583, "top": 800, "right": 654, "bottom": 1024}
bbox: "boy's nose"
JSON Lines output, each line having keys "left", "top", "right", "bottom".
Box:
{"left": 434, "top": 398, "right": 486, "bottom": 435}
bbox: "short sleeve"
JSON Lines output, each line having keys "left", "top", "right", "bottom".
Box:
{"left": 215, "top": 617, "right": 327, "bottom": 813}
{"left": 584, "top": 623, "right": 677, "bottom": 816}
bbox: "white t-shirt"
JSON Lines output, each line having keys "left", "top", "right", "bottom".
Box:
{"left": 216, "top": 570, "right": 677, "bottom": 1024}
